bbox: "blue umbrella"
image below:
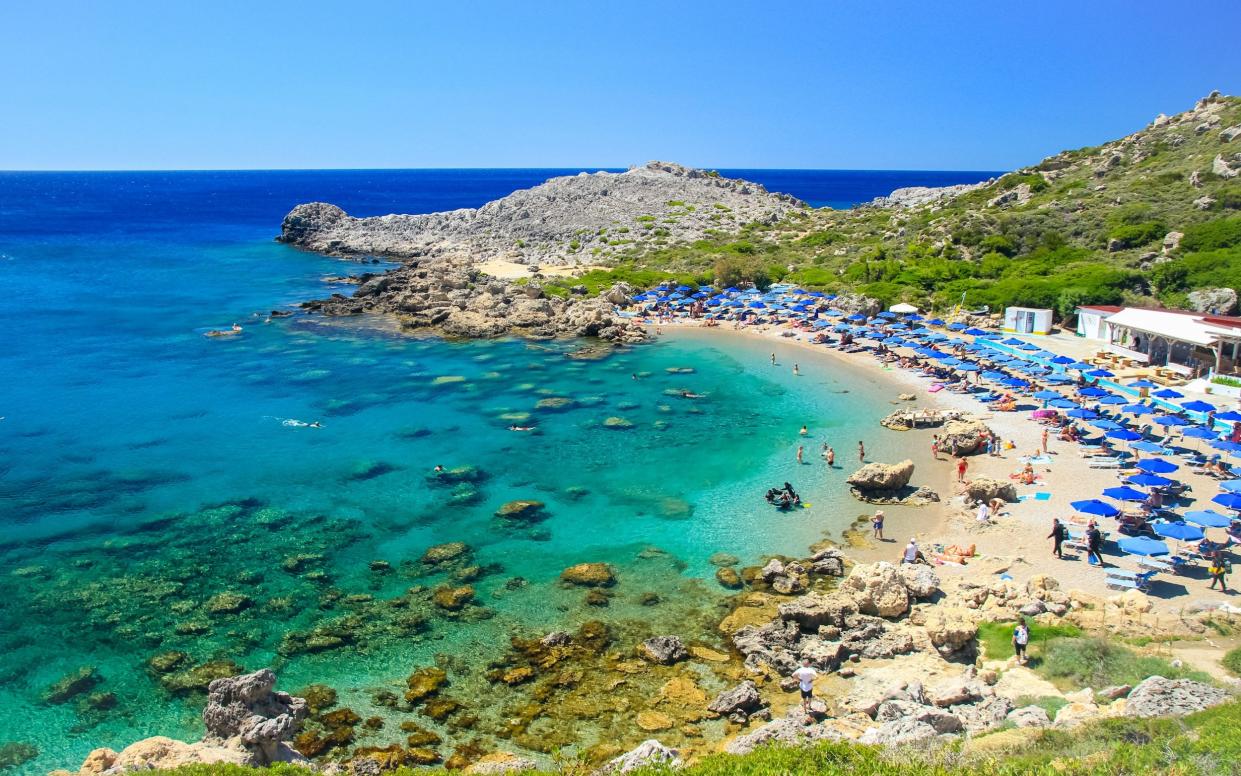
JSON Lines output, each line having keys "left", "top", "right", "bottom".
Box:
{"left": 906, "top": 314, "right": 924, "bottom": 321}
{"left": 1104, "top": 485, "right": 1149, "bottom": 502}
{"left": 1050, "top": 399, "right": 1079, "bottom": 409}
{"left": 1136, "top": 458, "right": 1178, "bottom": 474}
{"left": 1067, "top": 408, "right": 1098, "bottom": 420}
{"left": 1090, "top": 419, "right": 1123, "bottom": 431}
{"left": 1216, "top": 411, "right": 1241, "bottom": 422}
{"left": 1131, "top": 441, "right": 1171, "bottom": 454}
{"left": 1118, "top": 536, "right": 1170, "bottom": 556}
{"left": 1184, "top": 510, "right": 1232, "bottom": 528}
{"left": 1154, "top": 388, "right": 1184, "bottom": 399}
{"left": 1212, "top": 492, "right": 1241, "bottom": 511}
{"left": 1001, "top": 338, "right": 1024, "bottom": 346}
{"left": 1086, "top": 369, "right": 1114, "bottom": 378}
{"left": 1153, "top": 521, "right": 1204, "bottom": 542}
{"left": 1126, "top": 473, "right": 1174, "bottom": 488}
{"left": 957, "top": 363, "right": 980, "bottom": 372}
{"left": 1154, "top": 415, "right": 1191, "bottom": 427}
{"left": 1033, "top": 389, "right": 1063, "bottom": 400}
{"left": 1079, "top": 387, "right": 1109, "bottom": 397}
{"left": 1220, "top": 480, "right": 1241, "bottom": 493}
{"left": 1123, "top": 403, "right": 1156, "bottom": 415}
{"left": 1098, "top": 395, "right": 1128, "bottom": 405}
{"left": 1181, "top": 400, "right": 1217, "bottom": 413}
{"left": 1211, "top": 440, "right": 1241, "bottom": 453}
{"left": 1072, "top": 499, "right": 1120, "bottom": 517}
{"left": 946, "top": 322, "right": 967, "bottom": 331}
{"left": 1069, "top": 362, "right": 1095, "bottom": 371}
{"left": 1045, "top": 375, "right": 1074, "bottom": 384}
{"left": 928, "top": 318, "right": 946, "bottom": 326}
{"left": 964, "top": 327, "right": 989, "bottom": 336}
{"left": 1002, "top": 377, "right": 1030, "bottom": 388}
{"left": 748, "top": 301, "right": 766, "bottom": 308}
{"left": 1018, "top": 343, "right": 1040, "bottom": 351}
{"left": 876, "top": 311, "right": 896, "bottom": 319}
{"left": 846, "top": 313, "right": 867, "bottom": 321}
{"left": 1182, "top": 426, "right": 1218, "bottom": 440}
{"left": 1106, "top": 429, "right": 1143, "bottom": 442}
{"left": 676, "top": 285, "right": 691, "bottom": 292}
{"left": 1128, "top": 379, "right": 1159, "bottom": 389}
{"left": 1050, "top": 355, "right": 1076, "bottom": 365}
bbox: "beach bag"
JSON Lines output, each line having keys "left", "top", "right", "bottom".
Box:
{"left": 1058, "top": 525, "right": 1069, "bottom": 541}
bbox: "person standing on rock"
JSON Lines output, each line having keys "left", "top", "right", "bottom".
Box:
{"left": 792, "top": 657, "right": 818, "bottom": 714}
{"left": 872, "top": 510, "right": 885, "bottom": 540}
{"left": 1048, "top": 518, "right": 1067, "bottom": 559}
{"left": 1012, "top": 621, "right": 1030, "bottom": 665}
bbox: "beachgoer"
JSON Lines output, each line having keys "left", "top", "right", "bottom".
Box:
{"left": 1041, "top": 428, "right": 1049, "bottom": 454}
{"left": 1012, "top": 621, "right": 1030, "bottom": 665}
{"left": 902, "top": 538, "right": 918, "bottom": 564}
{"left": 791, "top": 658, "right": 818, "bottom": 713}
{"left": 1086, "top": 522, "right": 1105, "bottom": 567}
{"left": 771, "top": 353, "right": 777, "bottom": 366}
{"left": 931, "top": 436, "right": 940, "bottom": 460}
{"left": 1048, "top": 518, "right": 1066, "bottom": 559}
{"left": 976, "top": 501, "right": 991, "bottom": 522}
{"left": 826, "top": 447, "right": 835, "bottom": 467}
{"left": 800, "top": 425, "right": 808, "bottom": 436}
{"left": 981, "top": 435, "right": 991, "bottom": 456}
{"left": 797, "top": 445, "right": 804, "bottom": 464}
{"left": 309, "top": 421, "right": 323, "bottom": 428}
{"left": 872, "top": 510, "right": 884, "bottom": 540}
{"left": 631, "top": 373, "right": 638, "bottom": 380}
{"left": 957, "top": 457, "right": 968, "bottom": 482}
{"left": 858, "top": 441, "right": 866, "bottom": 462}
{"left": 1208, "top": 548, "right": 1230, "bottom": 592}
{"left": 433, "top": 465, "right": 445, "bottom": 473}
{"left": 793, "top": 363, "right": 800, "bottom": 376}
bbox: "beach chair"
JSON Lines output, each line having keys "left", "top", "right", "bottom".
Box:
{"left": 1087, "top": 458, "right": 1123, "bottom": 469}
{"left": 1136, "top": 556, "right": 1172, "bottom": 573}
{"left": 1105, "top": 575, "right": 1139, "bottom": 591}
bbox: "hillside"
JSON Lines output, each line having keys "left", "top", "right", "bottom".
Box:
{"left": 594, "top": 91, "right": 1241, "bottom": 318}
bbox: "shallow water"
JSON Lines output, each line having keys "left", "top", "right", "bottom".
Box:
{"left": 0, "top": 170, "right": 955, "bottom": 772}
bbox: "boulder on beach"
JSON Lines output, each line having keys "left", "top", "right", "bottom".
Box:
{"left": 938, "top": 420, "right": 993, "bottom": 456}
{"left": 964, "top": 478, "right": 1017, "bottom": 504}
{"left": 840, "top": 562, "right": 910, "bottom": 618}
{"left": 847, "top": 460, "right": 915, "bottom": 492}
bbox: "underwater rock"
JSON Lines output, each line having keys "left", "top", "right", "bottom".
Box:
{"left": 205, "top": 592, "right": 253, "bottom": 615}
{"left": 639, "top": 592, "right": 661, "bottom": 606}
{"left": 639, "top": 635, "right": 688, "bottom": 664}
{"left": 421, "top": 541, "right": 471, "bottom": 565}
{"left": 79, "top": 691, "right": 118, "bottom": 712}
{"left": 715, "top": 567, "right": 743, "bottom": 589}
{"left": 709, "top": 552, "right": 740, "bottom": 567}
{"left": 448, "top": 484, "right": 483, "bottom": 506}
{"left": 401, "top": 721, "right": 442, "bottom": 747}
{"left": 344, "top": 460, "right": 399, "bottom": 482}
{"left": 0, "top": 742, "right": 38, "bottom": 771}
{"left": 405, "top": 667, "right": 448, "bottom": 704}
{"left": 317, "top": 708, "right": 360, "bottom": 728}
{"left": 299, "top": 684, "right": 338, "bottom": 714}
{"left": 147, "top": 651, "right": 188, "bottom": 674}
{"left": 43, "top": 666, "right": 102, "bottom": 704}
{"left": 585, "top": 589, "right": 611, "bottom": 607}
{"left": 433, "top": 585, "right": 476, "bottom": 611}
{"left": 560, "top": 562, "right": 616, "bottom": 587}
{"left": 160, "top": 659, "right": 244, "bottom": 696}
{"left": 495, "top": 500, "right": 548, "bottom": 522}
{"left": 535, "top": 396, "right": 576, "bottom": 411}
{"left": 603, "top": 416, "right": 635, "bottom": 429}
{"left": 426, "top": 466, "right": 487, "bottom": 486}
{"left": 422, "top": 697, "right": 462, "bottom": 721}
{"left": 635, "top": 711, "right": 674, "bottom": 731}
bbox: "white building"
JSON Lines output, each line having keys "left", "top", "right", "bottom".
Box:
{"left": 1003, "top": 306, "right": 1053, "bottom": 335}
{"left": 1074, "top": 305, "right": 1241, "bottom": 376}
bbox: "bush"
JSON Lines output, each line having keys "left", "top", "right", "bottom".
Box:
{"left": 1224, "top": 647, "right": 1241, "bottom": 676}
{"left": 1180, "top": 216, "right": 1241, "bottom": 252}
{"left": 1039, "top": 637, "right": 1209, "bottom": 688}
{"left": 797, "top": 231, "right": 842, "bottom": 248}
{"left": 1107, "top": 221, "right": 1165, "bottom": 249}
{"left": 979, "top": 234, "right": 1016, "bottom": 256}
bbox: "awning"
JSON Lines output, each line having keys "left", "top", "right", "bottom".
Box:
{"left": 1105, "top": 308, "right": 1241, "bottom": 347}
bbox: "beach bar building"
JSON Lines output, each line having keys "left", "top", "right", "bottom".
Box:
{"left": 1074, "top": 305, "right": 1241, "bottom": 377}
{"left": 1003, "top": 306, "right": 1053, "bottom": 335}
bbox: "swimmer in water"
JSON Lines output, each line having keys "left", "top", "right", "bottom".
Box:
{"left": 793, "top": 363, "right": 800, "bottom": 376}
{"left": 771, "top": 353, "right": 777, "bottom": 366}
{"left": 433, "top": 464, "right": 445, "bottom": 473}
{"left": 508, "top": 425, "right": 535, "bottom": 432}
{"left": 797, "top": 445, "right": 804, "bottom": 464}
{"left": 282, "top": 419, "right": 308, "bottom": 427}
{"left": 309, "top": 421, "right": 323, "bottom": 428}
{"left": 826, "top": 447, "right": 835, "bottom": 467}
{"left": 800, "top": 425, "right": 808, "bottom": 436}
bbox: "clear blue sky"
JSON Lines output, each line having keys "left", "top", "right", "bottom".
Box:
{"left": 2, "top": 0, "right": 1238, "bottom": 171}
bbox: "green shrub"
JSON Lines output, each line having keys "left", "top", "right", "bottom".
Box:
{"left": 1180, "top": 216, "right": 1241, "bottom": 252}
{"left": 1039, "top": 637, "right": 1210, "bottom": 688}
{"left": 1224, "top": 647, "right": 1241, "bottom": 676}
{"left": 797, "top": 231, "right": 842, "bottom": 248}
{"left": 979, "top": 234, "right": 1016, "bottom": 256}
{"left": 1107, "top": 221, "right": 1165, "bottom": 248}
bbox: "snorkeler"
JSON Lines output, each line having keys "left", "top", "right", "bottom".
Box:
{"left": 508, "top": 425, "right": 536, "bottom": 432}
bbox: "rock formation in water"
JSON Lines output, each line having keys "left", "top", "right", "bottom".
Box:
{"left": 279, "top": 162, "right": 805, "bottom": 265}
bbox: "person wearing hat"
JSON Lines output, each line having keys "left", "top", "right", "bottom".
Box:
{"left": 902, "top": 538, "right": 919, "bottom": 564}
{"left": 872, "top": 510, "right": 884, "bottom": 540}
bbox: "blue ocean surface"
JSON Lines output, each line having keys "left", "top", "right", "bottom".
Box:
{"left": 0, "top": 168, "right": 985, "bottom": 773}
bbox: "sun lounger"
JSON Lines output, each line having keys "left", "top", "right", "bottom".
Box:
{"left": 1088, "top": 458, "right": 1123, "bottom": 468}
{"left": 1136, "top": 557, "right": 1172, "bottom": 572}
{"left": 1106, "top": 576, "right": 1139, "bottom": 591}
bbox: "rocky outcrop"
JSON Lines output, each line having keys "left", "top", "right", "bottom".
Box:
{"left": 560, "top": 562, "right": 617, "bottom": 587}
{"left": 279, "top": 162, "right": 804, "bottom": 266}
{"left": 598, "top": 739, "right": 682, "bottom": 774}
{"left": 840, "top": 563, "right": 911, "bottom": 618}
{"left": 847, "top": 460, "right": 915, "bottom": 492}
{"left": 963, "top": 478, "right": 1016, "bottom": 504}
{"left": 868, "top": 182, "right": 990, "bottom": 209}
{"left": 707, "top": 681, "right": 766, "bottom": 721}
{"left": 938, "top": 420, "right": 993, "bottom": 456}
{"left": 638, "top": 636, "right": 688, "bottom": 665}
{"left": 1188, "top": 287, "right": 1238, "bottom": 316}
{"left": 1124, "top": 676, "right": 1230, "bottom": 718}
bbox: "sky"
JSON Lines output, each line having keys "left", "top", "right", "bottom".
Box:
{"left": 1, "top": 0, "right": 1239, "bottom": 171}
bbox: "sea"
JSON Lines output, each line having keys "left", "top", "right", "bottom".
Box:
{"left": 0, "top": 168, "right": 995, "bottom": 772}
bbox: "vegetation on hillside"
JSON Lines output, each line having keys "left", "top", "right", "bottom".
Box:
{"left": 569, "top": 95, "right": 1241, "bottom": 319}
{"left": 108, "top": 699, "right": 1241, "bottom": 775}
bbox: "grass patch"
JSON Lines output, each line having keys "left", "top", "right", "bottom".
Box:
{"left": 1224, "top": 647, "right": 1241, "bottom": 677}
{"left": 1038, "top": 637, "right": 1210, "bottom": 689}
{"left": 976, "top": 620, "right": 1082, "bottom": 662}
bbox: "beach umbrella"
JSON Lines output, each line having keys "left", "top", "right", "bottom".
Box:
{"left": 1072, "top": 499, "right": 1120, "bottom": 517}
{"left": 1086, "top": 369, "right": 1114, "bottom": 378}
{"left": 1131, "top": 441, "right": 1171, "bottom": 454}
{"left": 940, "top": 357, "right": 963, "bottom": 367}
{"left": 1069, "top": 361, "right": 1095, "bottom": 371}
{"left": 1210, "top": 440, "right": 1241, "bottom": 453}
{"left": 1044, "top": 374, "right": 1074, "bottom": 384}
{"left": 1050, "top": 355, "right": 1076, "bottom": 365}
{"left": 956, "top": 363, "right": 980, "bottom": 372}
{"left": 982, "top": 370, "right": 1006, "bottom": 381}
{"left": 1001, "top": 338, "right": 1024, "bottom": 346}
{"left": 946, "top": 322, "right": 967, "bottom": 332}
{"left": 1136, "top": 458, "right": 1179, "bottom": 474}
{"left": 1184, "top": 510, "right": 1233, "bottom": 528}
{"left": 748, "top": 301, "right": 766, "bottom": 308}
{"left": 1118, "top": 536, "right": 1170, "bottom": 556}
{"left": 1129, "top": 380, "right": 1158, "bottom": 389}
{"left": 928, "top": 318, "right": 946, "bottom": 326}
{"left": 964, "top": 327, "right": 989, "bottom": 336}
{"left": 1181, "top": 400, "right": 1217, "bottom": 413}
{"left": 1079, "top": 387, "right": 1109, "bottom": 397}
{"left": 1123, "top": 403, "right": 1156, "bottom": 415}
{"left": 676, "top": 285, "right": 691, "bottom": 292}
{"left": 1098, "top": 394, "right": 1127, "bottom": 405}
{"left": 1050, "top": 399, "right": 1079, "bottom": 409}
{"left": 1153, "top": 388, "right": 1184, "bottom": 399}
{"left": 1104, "top": 485, "right": 1148, "bottom": 502}
{"left": 1220, "top": 480, "right": 1241, "bottom": 493}
{"left": 1018, "top": 342, "right": 1040, "bottom": 351}
{"left": 1215, "top": 411, "right": 1241, "bottom": 422}
{"left": 1033, "top": 390, "right": 1062, "bottom": 400}
{"left": 846, "top": 313, "right": 867, "bottom": 321}
{"left": 1212, "top": 492, "right": 1241, "bottom": 511}
{"left": 1153, "top": 521, "right": 1204, "bottom": 542}
{"left": 1002, "top": 377, "right": 1030, "bottom": 388}
{"left": 1154, "top": 415, "right": 1191, "bottom": 427}
{"left": 1182, "top": 426, "right": 1218, "bottom": 440}
{"left": 1125, "top": 473, "right": 1173, "bottom": 488}
{"left": 812, "top": 320, "right": 830, "bottom": 328}
{"left": 876, "top": 311, "right": 896, "bottom": 319}
{"left": 907, "top": 314, "right": 924, "bottom": 321}
{"left": 1090, "top": 419, "right": 1123, "bottom": 431}
{"left": 1067, "top": 408, "right": 1098, "bottom": 419}
{"left": 1106, "top": 429, "right": 1143, "bottom": 442}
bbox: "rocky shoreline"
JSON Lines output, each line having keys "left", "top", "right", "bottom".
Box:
{"left": 52, "top": 541, "right": 1238, "bottom": 775}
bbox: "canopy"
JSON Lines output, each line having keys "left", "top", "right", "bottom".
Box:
{"left": 1135, "top": 458, "right": 1179, "bottom": 474}
{"left": 1216, "top": 411, "right": 1241, "bottom": 422}
{"left": 1182, "top": 427, "right": 1219, "bottom": 440}
{"left": 1106, "top": 429, "right": 1143, "bottom": 442}
{"left": 1117, "top": 536, "right": 1170, "bottom": 556}
{"left": 1181, "top": 400, "right": 1217, "bottom": 413}
{"left": 888, "top": 302, "right": 919, "bottom": 314}
{"left": 1123, "top": 403, "right": 1156, "bottom": 415}
{"left": 1128, "top": 380, "right": 1158, "bottom": 389}
{"left": 1072, "top": 499, "right": 1120, "bottom": 517}
{"left": 1152, "top": 521, "right": 1204, "bottom": 542}
{"left": 1212, "top": 492, "right": 1241, "bottom": 510}
{"left": 1154, "top": 415, "right": 1191, "bottom": 427}
{"left": 1079, "top": 387, "right": 1110, "bottom": 397}
{"left": 1184, "top": 510, "right": 1233, "bottom": 528}
{"left": 1125, "top": 473, "right": 1174, "bottom": 488}
{"left": 1103, "top": 485, "right": 1148, "bottom": 502}
{"left": 1086, "top": 369, "right": 1114, "bottom": 378}
{"left": 1131, "top": 441, "right": 1171, "bottom": 454}
{"left": 1154, "top": 388, "right": 1184, "bottom": 399}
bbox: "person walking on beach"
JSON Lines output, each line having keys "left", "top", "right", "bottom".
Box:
{"left": 1208, "top": 548, "right": 1230, "bottom": 592}
{"left": 956, "top": 457, "right": 968, "bottom": 482}
{"left": 1041, "top": 428, "right": 1049, "bottom": 454}
{"left": 796, "top": 445, "right": 804, "bottom": 464}
{"left": 792, "top": 658, "right": 818, "bottom": 714}
{"left": 858, "top": 441, "right": 866, "bottom": 462}
{"left": 872, "top": 510, "right": 885, "bottom": 540}
{"left": 1048, "top": 518, "right": 1067, "bottom": 559}
{"left": 1012, "top": 621, "right": 1030, "bottom": 665}
{"left": 1086, "top": 521, "right": 1105, "bottom": 567}
{"left": 771, "top": 353, "right": 777, "bottom": 366}
{"left": 931, "top": 435, "right": 941, "bottom": 460}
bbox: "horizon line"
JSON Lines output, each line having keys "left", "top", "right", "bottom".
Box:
{"left": 0, "top": 165, "right": 1007, "bottom": 175}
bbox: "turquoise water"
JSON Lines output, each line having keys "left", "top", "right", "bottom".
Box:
{"left": 0, "top": 171, "right": 921, "bottom": 773}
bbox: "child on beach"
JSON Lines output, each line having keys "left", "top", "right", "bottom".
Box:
{"left": 872, "top": 510, "right": 884, "bottom": 540}
{"left": 931, "top": 436, "right": 941, "bottom": 460}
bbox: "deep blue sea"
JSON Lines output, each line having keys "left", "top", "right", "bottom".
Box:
{"left": 0, "top": 168, "right": 992, "bottom": 773}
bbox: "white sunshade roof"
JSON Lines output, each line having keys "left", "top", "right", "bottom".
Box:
{"left": 1106, "top": 308, "right": 1241, "bottom": 347}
